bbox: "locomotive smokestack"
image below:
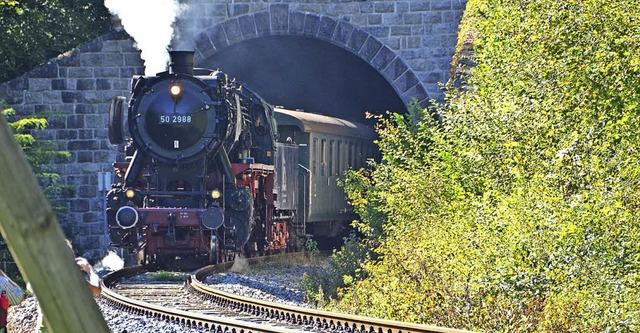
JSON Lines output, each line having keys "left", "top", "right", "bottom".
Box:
{"left": 169, "top": 51, "right": 194, "bottom": 75}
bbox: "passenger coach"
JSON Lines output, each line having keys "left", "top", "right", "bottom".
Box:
{"left": 274, "top": 108, "right": 378, "bottom": 240}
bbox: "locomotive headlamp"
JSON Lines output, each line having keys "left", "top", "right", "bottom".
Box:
{"left": 210, "top": 189, "right": 221, "bottom": 200}
{"left": 125, "top": 188, "right": 136, "bottom": 199}
{"left": 169, "top": 83, "right": 182, "bottom": 96}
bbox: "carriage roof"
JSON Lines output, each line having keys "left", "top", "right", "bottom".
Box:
{"left": 273, "top": 107, "right": 377, "bottom": 140}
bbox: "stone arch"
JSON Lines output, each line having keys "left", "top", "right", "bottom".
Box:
{"left": 189, "top": 7, "right": 427, "bottom": 112}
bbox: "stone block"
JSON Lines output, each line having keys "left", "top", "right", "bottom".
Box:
{"left": 194, "top": 32, "right": 215, "bottom": 57}
{"left": 104, "top": 53, "right": 125, "bottom": 67}
{"left": 333, "top": 20, "right": 354, "bottom": 45}
{"left": 67, "top": 175, "right": 91, "bottom": 186}
{"left": 51, "top": 79, "right": 67, "bottom": 90}
{"left": 318, "top": 16, "right": 337, "bottom": 40}
{"left": 270, "top": 4, "right": 289, "bottom": 32}
{"left": 404, "top": 12, "right": 423, "bottom": 24}
{"left": 391, "top": 26, "right": 412, "bottom": 36}
{"left": 76, "top": 79, "right": 96, "bottom": 91}
{"left": 70, "top": 199, "right": 90, "bottom": 212}
{"left": 431, "top": 1, "right": 452, "bottom": 10}
{"left": 365, "top": 26, "right": 389, "bottom": 38}
{"left": 383, "top": 57, "right": 408, "bottom": 81}
{"left": 239, "top": 14, "right": 258, "bottom": 38}
{"left": 67, "top": 67, "right": 94, "bottom": 78}
{"left": 78, "top": 40, "right": 103, "bottom": 53}
{"left": 96, "top": 79, "right": 111, "bottom": 90}
{"left": 359, "top": 2, "right": 373, "bottom": 14}
{"left": 79, "top": 129, "right": 94, "bottom": 140}
{"left": 396, "top": 2, "right": 409, "bottom": 13}
{"left": 228, "top": 3, "right": 250, "bottom": 16}
{"left": 223, "top": 18, "right": 243, "bottom": 43}
{"left": 208, "top": 24, "right": 229, "bottom": 49}
{"left": 78, "top": 186, "right": 97, "bottom": 198}
{"left": 289, "top": 11, "right": 305, "bottom": 35}
{"left": 67, "top": 115, "right": 85, "bottom": 128}
{"left": 80, "top": 53, "right": 104, "bottom": 67}
{"left": 424, "top": 12, "right": 443, "bottom": 24}
{"left": 360, "top": 37, "right": 382, "bottom": 62}
{"left": 453, "top": 0, "right": 469, "bottom": 10}
{"left": 254, "top": 11, "right": 271, "bottom": 36}
{"left": 58, "top": 130, "right": 79, "bottom": 141}
{"left": 25, "top": 91, "right": 43, "bottom": 104}
{"left": 85, "top": 114, "right": 105, "bottom": 128}
{"left": 410, "top": 1, "right": 430, "bottom": 11}
{"left": 28, "top": 78, "right": 51, "bottom": 92}
{"left": 77, "top": 152, "right": 93, "bottom": 163}
{"left": 122, "top": 53, "right": 143, "bottom": 67}
{"left": 83, "top": 212, "right": 100, "bottom": 223}
{"left": 303, "top": 14, "right": 320, "bottom": 36}
{"left": 347, "top": 28, "right": 368, "bottom": 52}
{"left": 394, "top": 70, "right": 419, "bottom": 93}
{"left": 371, "top": 46, "right": 396, "bottom": 71}
{"left": 34, "top": 104, "right": 50, "bottom": 113}
{"left": 368, "top": 14, "right": 382, "bottom": 25}
{"left": 400, "top": 83, "right": 429, "bottom": 104}
{"left": 374, "top": 2, "right": 395, "bottom": 13}
{"left": 68, "top": 140, "right": 100, "bottom": 151}
{"left": 383, "top": 13, "right": 403, "bottom": 25}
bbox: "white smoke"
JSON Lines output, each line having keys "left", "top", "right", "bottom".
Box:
{"left": 104, "top": 0, "right": 185, "bottom": 75}
{"left": 94, "top": 250, "right": 125, "bottom": 271}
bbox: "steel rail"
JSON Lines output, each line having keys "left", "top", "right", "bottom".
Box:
{"left": 101, "top": 265, "right": 303, "bottom": 333}
{"left": 190, "top": 253, "right": 477, "bottom": 333}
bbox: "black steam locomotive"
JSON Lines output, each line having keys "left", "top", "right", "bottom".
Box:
{"left": 106, "top": 51, "right": 376, "bottom": 265}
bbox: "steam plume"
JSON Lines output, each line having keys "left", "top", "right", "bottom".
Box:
{"left": 104, "top": 0, "right": 185, "bottom": 75}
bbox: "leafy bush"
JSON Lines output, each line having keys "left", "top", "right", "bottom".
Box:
{"left": 317, "top": 0, "right": 640, "bottom": 332}
{"left": 1, "top": 102, "right": 71, "bottom": 287}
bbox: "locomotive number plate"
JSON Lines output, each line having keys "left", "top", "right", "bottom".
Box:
{"left": 160, "top": 115, "right": 192, "bottom": 124}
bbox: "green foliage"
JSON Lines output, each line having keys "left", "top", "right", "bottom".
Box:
{"left": 0, "top": 0, "right": 111, "bottom": 82}
{"left": 315, "top": 0, "right": 640, "bottom": 332}
{"left": 148, "top": 271, "right": 185, "bottom": 282}
{"left": 302, "top": 233, "right": 372, "bottom": 306}
{"left": 1, "top": 102, "right": 71, "bottom": 286}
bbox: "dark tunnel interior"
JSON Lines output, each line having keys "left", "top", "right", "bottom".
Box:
{"left": 201, "top": 35, "right": 407, "bottom": 122}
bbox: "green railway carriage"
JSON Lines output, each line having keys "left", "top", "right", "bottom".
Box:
{"left": 274, "top": 108, "right": 377, "bottom": 239}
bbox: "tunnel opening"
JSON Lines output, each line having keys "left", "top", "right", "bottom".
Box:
{"left": 201, "top": 35, "right": 407, "bottom": 122}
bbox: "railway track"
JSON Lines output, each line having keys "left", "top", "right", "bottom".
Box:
{"left": 102, "top": 253, "right": 475, "bottom": 333}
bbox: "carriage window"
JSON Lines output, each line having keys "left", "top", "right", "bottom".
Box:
{"left": 328, "top": 140, "right": 334, "bottom": 176}
{"left": 336, "top": 140, "right": 342, "bottom": 175}
{"left": 312, "top": 138, "right": 318, "bottom": 175}
{"left": 321, "top": 139, "right": 327, "bottom": 176}
{"left": 354, "top": 142, "right": 361, "bottom": 169}
{"left": 348, "top": 142, "right": 354, "bottom": 169}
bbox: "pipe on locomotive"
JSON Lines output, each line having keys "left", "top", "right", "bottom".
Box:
{"left": 169, "top": 50, "right": 194, "bottom": 75}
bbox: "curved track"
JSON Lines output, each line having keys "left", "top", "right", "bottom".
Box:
{"left": 102, "top": 253, "right": 475, "bottom": 333}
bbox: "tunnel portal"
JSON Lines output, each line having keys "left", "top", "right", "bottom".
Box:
{"left": 203, "top": 35, "right": 407, "bottom": 122}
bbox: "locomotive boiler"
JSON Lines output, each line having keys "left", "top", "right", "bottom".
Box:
{"left": 106, "top": 51, "right": 297, "bottom": 265}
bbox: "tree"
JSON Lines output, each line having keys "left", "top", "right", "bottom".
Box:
{"left": 320, "top": 0, "right": 640, "bottom": 331}
{"left": 0, "top": 0, "right": 111, "bottom": 82}
{"left": 0, "top": 102, "right": 71, "bottom": 286}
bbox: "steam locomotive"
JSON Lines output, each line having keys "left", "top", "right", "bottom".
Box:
{"left": 106, "top": 51, "right": 376, "bottom": 266}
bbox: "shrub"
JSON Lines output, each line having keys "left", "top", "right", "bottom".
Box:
{"left": 319, "top": 0, "right": 640, "bottom": 331}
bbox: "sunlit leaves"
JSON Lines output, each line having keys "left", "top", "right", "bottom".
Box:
{"left": 324, "top": 0, "right": 640, "bottom": 331}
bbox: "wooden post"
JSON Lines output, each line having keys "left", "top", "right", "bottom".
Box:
{"left": 0, "top": 115, "right": 109, "bottom": 332}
